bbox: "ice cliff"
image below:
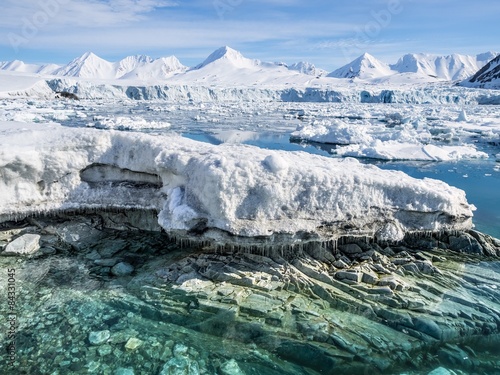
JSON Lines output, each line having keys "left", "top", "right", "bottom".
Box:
{"left": 0, "top": 121, "right": 474, "bottom": 245}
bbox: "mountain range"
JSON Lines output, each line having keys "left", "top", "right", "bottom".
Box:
{"left": 329, "top": 52, "right": 498, "bottom": 81}
{"left": 1, "top": 46, "right": 499, "bottom": 86}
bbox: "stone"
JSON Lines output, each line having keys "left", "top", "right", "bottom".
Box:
{"left": 377, "top": 277, "right": 401, "bottom": 290}
{"left": 339, "top": 244, "right": 363, "bottom": 255}
{"left": 413, "top": 318, "right": 442, "bottom": 340}
{"left": 98, "top": 344, "right": 113, "bottom": 356}
{"left": 333, "top": 259, "right": 349, "bottom": 269}
{"left": 55, "top": 220, "right": 105, "bottom": 250}
{"left": 220, "top": 359, "right": 245, "bottom": 375}
{"left": 159, "top": 357, "right": 200, "bottom": 375}
{"left": 125, "top": 337, "right": 143, "bottom": 351}
{"left": 415, "top": 260, "right": 437, "bottom": 275}
{"left": 111, "top": 262, "right": 134, "bottom": 277}
{"left": 402, "top": 263, "right": 420, "bottom": 273}
{"left": 449, "top": 234, "right": 483, "bottom": 254}
{"left": 173, "top": 343, "right": 189, "bottom": 358}
{"left": 40, "top": 247, "right": 57, "bottom": 255}
{"left": 427, "top": 367, "right": 457, "bottom": 375}
{"left": 361, "top": 271, "right": 378, "bottom": 284}
{"left": 95, "top": 258, "right": 120, "bottom": 267}
{"left": 115, "top": 369, "right": 135, "bottom": 375}
{"left": 335, "top": 271, "right": 362, "bottom": 283}
{"left": 380, "top": 247, "right": 395, "bottom": 256}
{"left": 2, "top": 234, "right": 41, "bottom": 256}
{"left": 88, "top": 330, "right": 111, "bottom": 345}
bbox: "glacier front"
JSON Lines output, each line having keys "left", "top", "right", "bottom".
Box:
{"left": 0, "top": 121, "right": 474, "bottom": 244}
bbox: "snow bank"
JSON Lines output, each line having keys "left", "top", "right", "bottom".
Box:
{"left": 0, "top": 121, "right": 474, "bottom": 244}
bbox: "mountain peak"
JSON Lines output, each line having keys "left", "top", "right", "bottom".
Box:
{"left": 195, "top": 46, "right": 253, "bottom": 69}
{"left": 78, "top": 52, "right": 101, "bottom": 61}
{"left": 329, "top": 53, "right": 393, "bottom": 79}
{"left": 53, "top": 52, "right": 114, "bottom": 78}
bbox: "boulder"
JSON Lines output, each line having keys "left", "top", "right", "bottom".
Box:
{"left": 2, "top": 234, "right": 41, "bottom": 256}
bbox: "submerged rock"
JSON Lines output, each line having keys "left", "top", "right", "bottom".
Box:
{"left": 220, "top": 359, "right": 245, "bottom": 375}
{"left": 111, "top": 262, "right": 134, "bottom": 277}
{"left": 2, "top": 233, "right": 41, "bottom": 256}
{"left": 125, "top": 337, "right": 143, "bottom": 351}
{"left": 89, "top": 330, "right": 111, "bottom": 345}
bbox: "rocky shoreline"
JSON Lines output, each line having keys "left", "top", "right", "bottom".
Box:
{"left": 1, "top": 213, "right": 499, "bottom": 374}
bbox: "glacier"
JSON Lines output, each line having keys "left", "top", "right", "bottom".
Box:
{"left": 0, "top": 121, "right": 474, "bottom": 245}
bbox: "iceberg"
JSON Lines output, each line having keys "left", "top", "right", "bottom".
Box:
{"left": 0, "top": 121, "right": 474, "bottom": 245}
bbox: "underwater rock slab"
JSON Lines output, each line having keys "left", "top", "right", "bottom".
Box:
{"left": 0, "top": 217, "right": 499, "bottom": 374}
{"left": 2, "top": 233, "right": 40, "bottom": 256}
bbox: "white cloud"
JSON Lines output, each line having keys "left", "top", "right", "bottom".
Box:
{"left": 0, "top": 0, "right": 177, "bottom": 29}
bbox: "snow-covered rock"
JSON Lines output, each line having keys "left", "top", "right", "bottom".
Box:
{"left": 0, "top": 121, "right": 474, "bottom": 244}
{"left": 463, "top": 54, "right": 500, "bottom": 89}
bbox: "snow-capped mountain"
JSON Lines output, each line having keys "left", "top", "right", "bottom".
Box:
{"left": 120, "top": 56, "right": 187, "bottom": 80}
{"left": 166, "top": 46, "right": 330, "bottom": 86}
{"left": 193, "top": 46, "right": 259, "bottom": 70}
{"left": 390, "top": 53, "right": 498, "bottom": 81}
{"left": 0, "top": 60, "right": 61, "bottom": 75}
{"left": 115, "top": 55, "right": 154, "bottom": 77}
{"left": 46, "top": 52, "right": 186, "bottom": 80}
{"left": 288, "top": 61, "right": 328, "bottom": 77}
{"left": 328, "top": 53, "right": 394, "bottom": 79}
{"left": 1, "top": 47, "right": 499, "bottom": 86}
{"left": 52, "top": 52, "right": 117, "bottom": 79}
{"left": 464, "top": 54, "right": 500, "bottom": 89}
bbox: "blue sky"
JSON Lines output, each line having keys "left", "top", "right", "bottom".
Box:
{"left": 0, "top": 0, "right": 499, "bottom": 71}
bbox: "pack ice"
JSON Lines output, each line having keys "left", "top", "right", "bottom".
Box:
{"left": 0, "top": 121, "right": 474, "bottom": 244}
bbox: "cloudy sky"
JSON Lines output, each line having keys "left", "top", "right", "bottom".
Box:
{"left": 0, "top": 0, "right": 498, "bottom": 70}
